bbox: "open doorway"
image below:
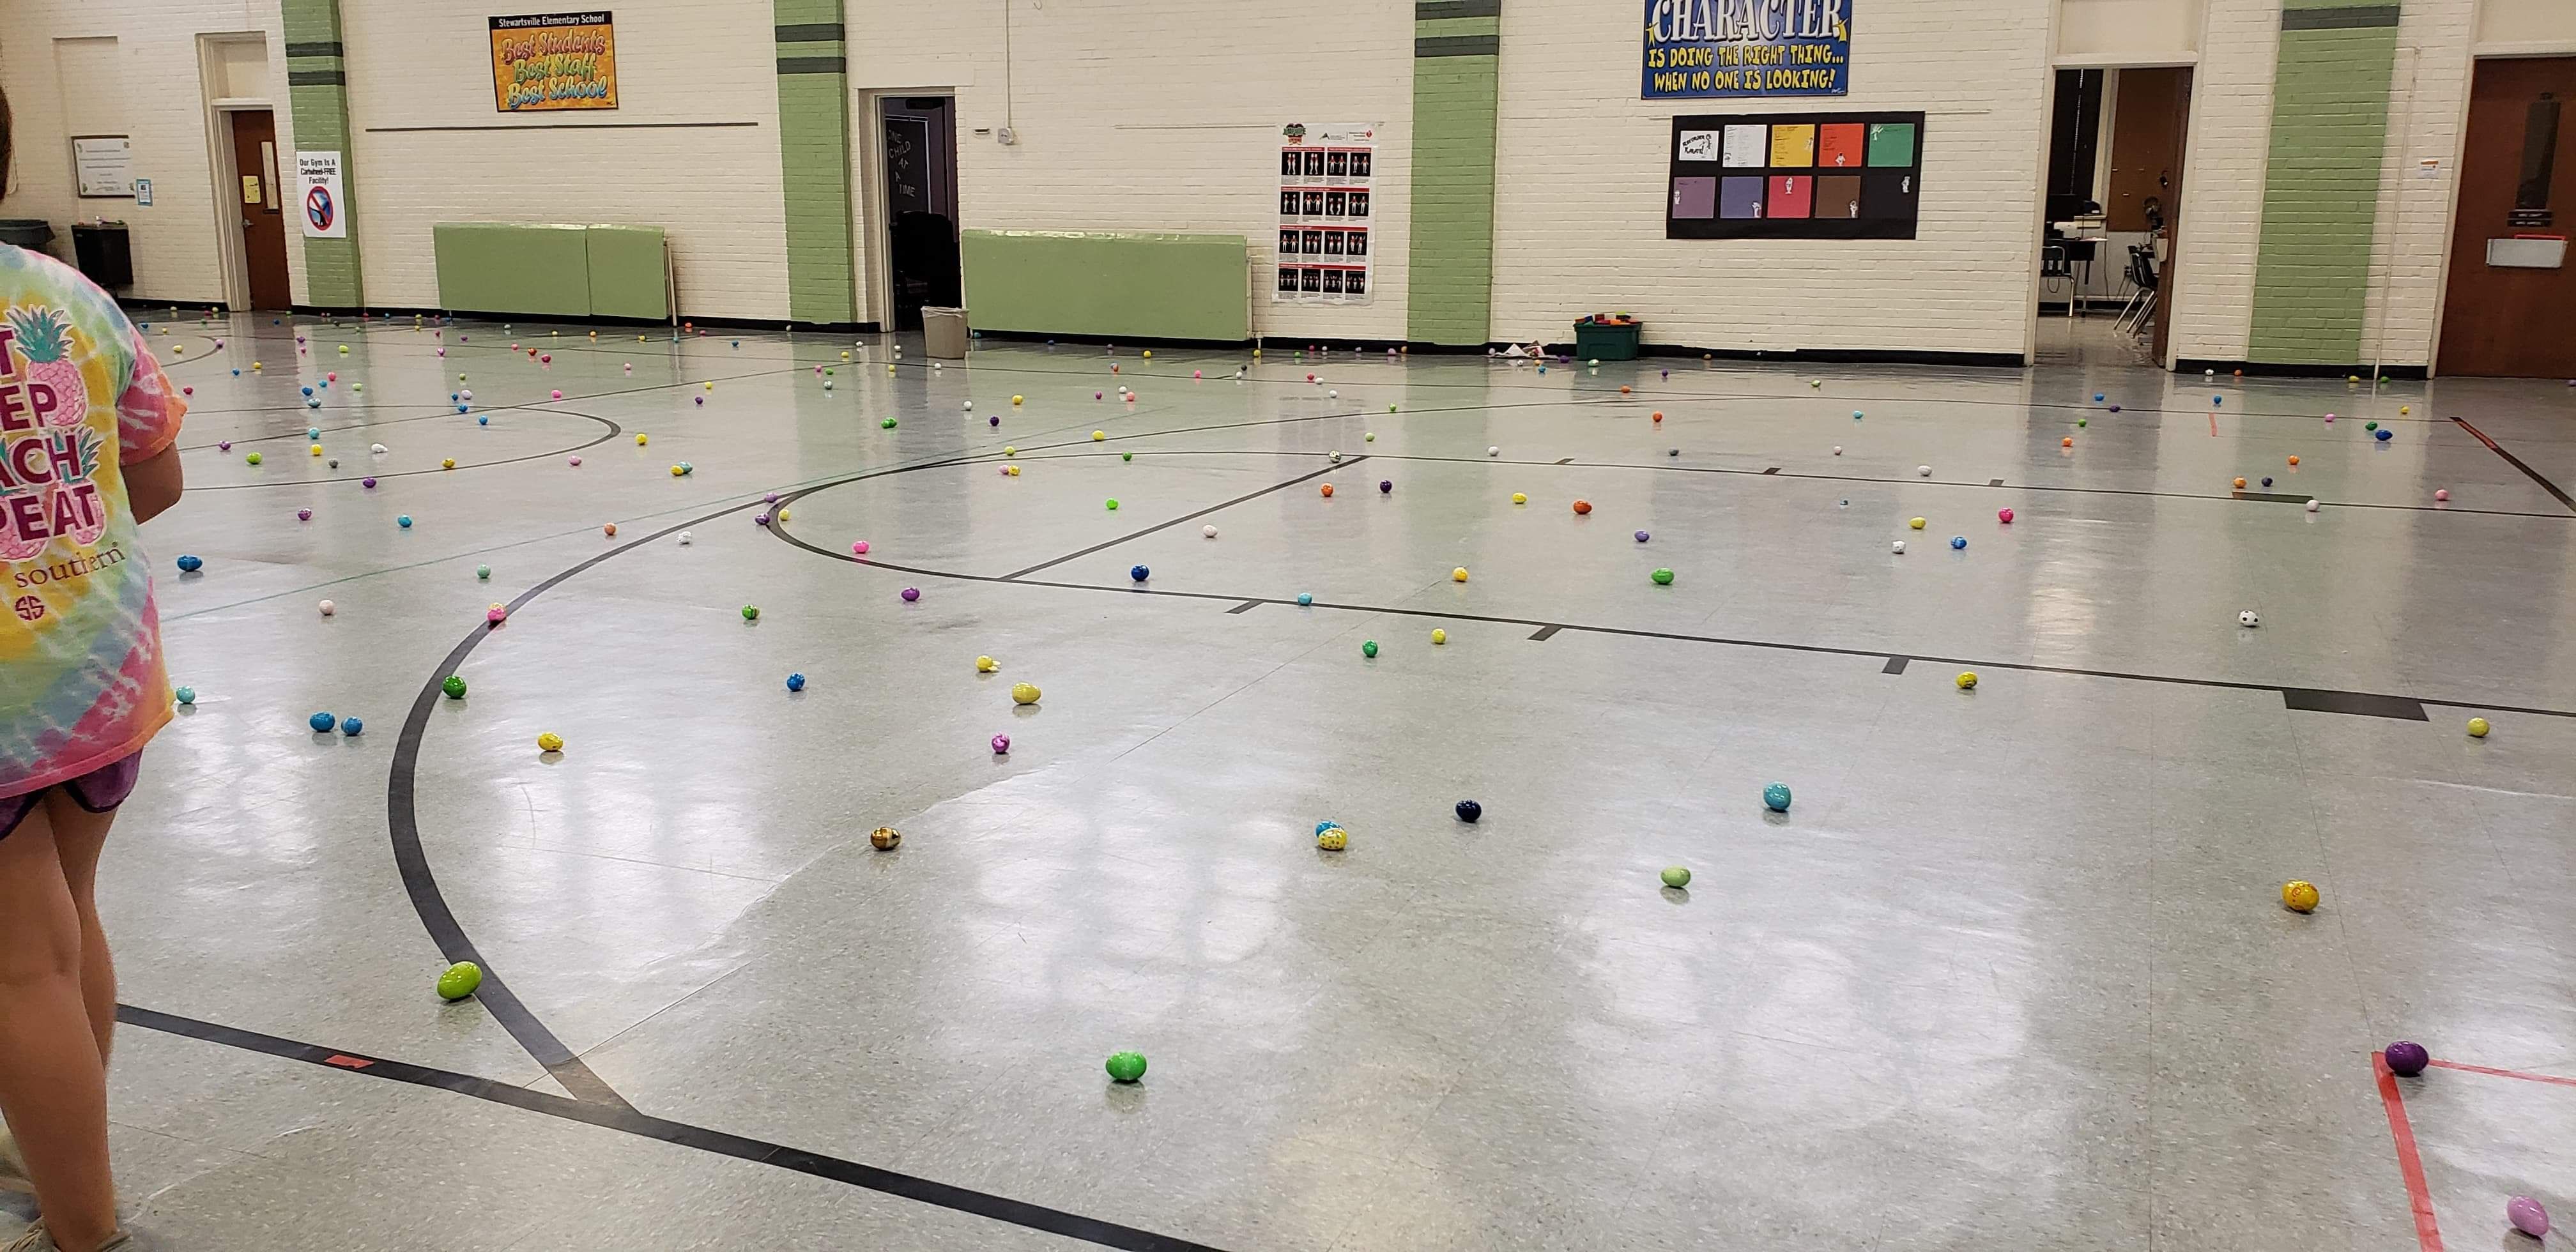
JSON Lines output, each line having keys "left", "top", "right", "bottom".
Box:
{"left": 879, "top": 96, "right": 959, "bottom": 331}
{"left": 2037, "top": 66, "right": 2191, "bottom": 363}
{"left": 224, "top": 109, "right": 291, "bottom": 310}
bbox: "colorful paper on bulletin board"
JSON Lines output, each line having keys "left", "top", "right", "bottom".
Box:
{"left": 1642, "top": 0, "right": 1851, "bottom": 99}
{"left": 490, "top": 12, "right": 618, "bottom": 112}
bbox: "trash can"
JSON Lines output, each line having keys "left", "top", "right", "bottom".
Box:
{"left": 1573, "top": 315, "right": 1641, "bottom": 362}
{"left": 0, "top": 219, "right": 55, "bottom": 256}
{"left": 921, "top": 306, "right": 969, "bottom": 360}
{"left": 72, "top": 224, "right": 132, "bottom": 290}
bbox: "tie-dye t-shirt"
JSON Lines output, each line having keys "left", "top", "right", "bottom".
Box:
{"left": 0, "top": 245, "right": 186, "bottom": 797}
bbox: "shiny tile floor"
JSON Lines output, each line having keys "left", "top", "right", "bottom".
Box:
{"left": 32, "top": 312, "right": 2576, "bottom": 1250}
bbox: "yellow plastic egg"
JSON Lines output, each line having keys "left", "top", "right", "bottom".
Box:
{"left": 2467, "top": 717, "right": 2490, "bottom": 738}
{"left": 1316, "top": 827, "right": 1347, "bottom": 851}
{"left": 1956, "top": 671, "right": 1979, "bottom": 690}
{"left": 976, "top": 656, "right": 998, "bottom": 673}
{"left": 1092, "top": 431, "right": 1107, "bottom": 441}
{"left": 537, "top": 732, "right": 564, "bottom": 752}
{"left": 1431, "top": 629, "right": 1448, "bottom": 645}
{"left": 310, "top": 444, "right": 323, "bottom": 456}
{"left": 636, "top": 434, "right": 648, "bottom": 445}
{"left": 1012, "top": 395, "right": 1024, "bottom": 405}
{"left": 441, "top": 457, "right": 457, "bottom": 470}
{"left": 2281, "top": 880, "right": 2320, "bottom": 913}
{"left": 1909, "top": 517, "right": 1926, "bottom": 530}
{"left": 1011, "top": 682, "right": 1041, "bottom": 705}
{"left": 1452, "top": 567, "right": 1469, "bottom": 582}
{"left": 1512, "top": 492, "right": 1527, "bottom": 504}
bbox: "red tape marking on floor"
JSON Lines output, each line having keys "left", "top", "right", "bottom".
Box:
{"left": 2374, "top": 1051, "right": 2445, "bottom": 1252}
{"left": 324, "top": 1054, "right": 377, "bottom": 1070}
{"left": 2426, "top": 1058, "right": 2576, "bottom": 1088}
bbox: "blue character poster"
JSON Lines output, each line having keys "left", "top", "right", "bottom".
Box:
{"left": 1643, "top": 0, "right": 1852, "bottom": 100}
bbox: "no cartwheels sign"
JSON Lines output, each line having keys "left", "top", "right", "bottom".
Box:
{"left": 296, "top": 151, "right": 347, "bottom": 239}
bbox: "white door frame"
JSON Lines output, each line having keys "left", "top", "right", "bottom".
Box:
{"left": 855, "top": 88, "right": 958, "bottom": 331}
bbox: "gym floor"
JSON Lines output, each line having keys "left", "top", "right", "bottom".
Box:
{"left": 28, "top": 313, "right": 2576, "bottom": 1250}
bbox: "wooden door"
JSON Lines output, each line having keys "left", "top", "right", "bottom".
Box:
{"left": 2439, "top": 58, "right": 2576, "bottom": 378}
{"left": 228, "top": 110, "right": 291, "bottom": 309}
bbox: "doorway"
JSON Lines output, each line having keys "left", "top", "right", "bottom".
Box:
{"left": 879, "top": 96, "right": 959, "bottom": 331}
{"left": 226, "top": 109, "right": 290, "bottom": 309}
{"left": 2437, "top": 58, "right": 2575, "bottom": 378}
{"left": 2035, "top": 66, "right": 2191, "bottom": 363}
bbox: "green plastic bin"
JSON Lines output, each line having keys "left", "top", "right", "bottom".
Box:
{"left": 1574, "top": 319, "right": 1641, "bottom": 362}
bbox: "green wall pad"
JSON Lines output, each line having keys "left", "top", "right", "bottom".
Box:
{"left": 961, "top": 231, "right": 1248, "bottom": 342}
{"left": 433, "top": 224, "right": 668, "bottom": 319}
{"left": 585, "top": 225, "right": 670, "bottom": 319}
{"left": 2247, "top": 1, "right": 2401, "bottom": 365}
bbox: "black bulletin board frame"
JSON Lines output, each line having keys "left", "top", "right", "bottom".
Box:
{"left": 1666, "top": 112, "right": 1926, "bottom": 241}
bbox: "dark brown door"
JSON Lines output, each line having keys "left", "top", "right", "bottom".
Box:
{"left": 228, "top": 110, "right": 291, "bottom": 310}
{"left": 2439, "top": 58, "right": 2576, "bottom": 378}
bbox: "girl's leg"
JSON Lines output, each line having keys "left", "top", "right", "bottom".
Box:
{"left": 0, "top": 807, "right": 118, "bottom": 1252}
{"left": 41, "top": 794, "right": 118, "bottom": 1065}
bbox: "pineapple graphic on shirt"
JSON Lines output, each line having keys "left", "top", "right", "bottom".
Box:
{"left": 8, "top": 307, "right": 88, "bottom": 428}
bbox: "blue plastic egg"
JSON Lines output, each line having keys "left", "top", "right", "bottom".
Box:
{"left": 1951, "top": 536, "right": 1967, "bottom": 550}
{"left": 397, "top": 515, "right": 413, "bottom": 528}
{"left": 341, "top": 717, "right": 364, "bottom": 737}
{"left": 175, "top": 554, "right": 203, "bottom": 572}
{"left": 309, "top": 712, "right": 336, "bottom": 732}
{"left": 1763, "top": 782, "right": 1792, "bottom": 812}
{"left": 1130, "top": 565, "right": 1150, "bottom": 583}
{"left": 786, "top": 673, "right": 806, "bottom": 692}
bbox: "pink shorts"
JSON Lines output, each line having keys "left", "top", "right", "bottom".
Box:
{"left": 0, "top": 752, "right": 143, "bottom": 843}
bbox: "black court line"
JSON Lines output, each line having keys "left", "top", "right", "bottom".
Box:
{"left": 2283, "top": 688, "right": 2428, "bottom": 721}
{"left": 191, "top": 410, "right": 627, "bottom": 492}
{"left": 1225, "top": 600, "right": 1262, "bottom": 614}
{"left": 118, "top": 1006, "right": 1229, "bottom": 1252}
{"left": 767, "top": 493, "right": 2576, "bottom": 721}
{"left": 1555, "top": 457, "right": 1574, "bottom": 464}
{"left": 2453, "top": 416, "right": 2576, "bottom": 513}
{"left": 1763, "top": 466, "right": 1781, "bottom": 475}
{"left": 1882, "top": 656, "right": 1910, "bottom": 675}
{"left": 1988, "top": 478, "right": 2004, "bottom": 488}
{"left": 1001, "top": 457, "right": 1361, "bottom": 580}
{"left": 2230, "top": 491, "right": 2312, "bottom": 504}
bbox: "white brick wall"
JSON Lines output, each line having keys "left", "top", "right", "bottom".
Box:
{"left": 2166, "top": 0, "right": 2278, "bottom": 362}
{"left": 1487, "top": 0, "right": 2057, "bottom": 358}
{"left": 339, "top": 1, "right": 787, "bottom": 319}
{"left": 0, "top": 0, "right": 291, "bottom": 307}
{"left": 839, "top": 0, "right": 1416, "bottom": 342}
{"left": 2362, "top": 0, "right": 2474, "bottom": 370}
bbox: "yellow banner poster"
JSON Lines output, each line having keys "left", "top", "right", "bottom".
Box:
{"left": 489, "top": 11, "right": 618, "bottom": 112}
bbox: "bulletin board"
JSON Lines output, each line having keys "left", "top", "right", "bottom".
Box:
{"left": 1666, "top": 112, "right": 1923, "bottom": 240}
{"left": 1273, "top": 123, "right": 1375, "bottom": 303}
{"left": 490, "top": 11, "right": 618, "bottom": 112}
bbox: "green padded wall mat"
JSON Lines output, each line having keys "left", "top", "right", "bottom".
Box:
{"left": 961, "top": 230, "right": 1248, "bottom": 342}
{"left": 434, "top": 224, "right": 590, "bottom": 317}
{"left": 585, "top": 225, "right": 668, "bottom": 320}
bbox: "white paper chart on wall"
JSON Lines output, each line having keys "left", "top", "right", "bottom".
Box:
{"left": 1274, "top": 123, "right": 1374, "bottom": 304}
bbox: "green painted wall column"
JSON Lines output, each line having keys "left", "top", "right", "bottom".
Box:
{"left": 1408, "top": 1, "right": 1501, "bottom": 346}
{"left": 2246, "top": 1, "right": 2401, "bottom": 365}
{"left": 281, "top": 0, "right": 362, "bottom": 308}
{"left": 776, "top": 3, "right": 857, "bottom": 324}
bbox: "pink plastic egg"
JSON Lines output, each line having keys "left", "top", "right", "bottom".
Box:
{"left": 851, "top": 540, "right": 871, "bottom": 555}
{"left": 2508, "top": 1196, "right": 2549, "bottom": 1237}
{"left": 540, "top": 354, "right": 551, "bottom": 363}
{"left": 486, "top": 606, "right": 507, "bottom": 623}
{"left": 182, "top": 386, "right": 193, "bottom": 396}
{"left": 2434, "top": 489, "right": 2449, "bottom": 501}
{"left": 551, "top": 390, "right": 563, "bottom": 399}
{"left": 1998, "top": 508, "right": 2015, "bottom": 524}
{"left": 326, "top": 372, "right": 337, "bottom": 381}
{"left": 991, "top": 734, "right": 1010, "bottom": 754}
{"left": 568, "top": 457, "right": 581, "bottom": 466}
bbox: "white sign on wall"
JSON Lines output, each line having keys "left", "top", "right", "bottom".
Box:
{"left": 296, "top": 151, "right": 347, "bottom": 239}
{"left": 1273, "top": 122, "right": 1375, "bottom": 305}
{"left": 71, "top": 137, "right": 134, "bottom": 199}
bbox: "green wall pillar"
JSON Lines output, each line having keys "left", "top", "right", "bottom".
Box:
{"left": 1408, "top": 1, "right": 1501, "bottom": 346}
{"left": 2246, "top": 1, "right": 2400, "bottom": 365}
{"left": 282, "top": 0, "right": 362, "bottom": 308}
{"left": 776, "top": 4, "right": 857, "bottom": 325}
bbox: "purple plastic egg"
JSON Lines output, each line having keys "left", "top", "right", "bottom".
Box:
{"left": 764, "top": 492, "right": 781, "bottom": 504}
{"left": 694, "top": 395, "right": 705, "bottom": 406}
{"left": 756, "top": 514, "right": 771, "bottom": 527}
{"left": 1635, "top": 530, "right": 1650, "bottom": 543}
{"left": 1379, "top": 480, "right": 1393, "bottom": 494}
{"left": 2508, "top": 1196, "right": 2549, "bottom": 1237}
{"left": 362, "top": 477, "right": 378, "bottom": 489}
{"left": 297, "top": 508, "right": 312, "bottom": 521}
{"left": 990, "top": 415, "right": 1000, "bottom": 426}
{"left": 2384, "top": 1042, "right": 2429, "bottom": 1076}
{"left": 991, "top": 734, "right": 1010, "bottom": 754}
{"left": 2107, "top": 404, "right": 2121, "bottom": 413}
{"left": 218, "top": 440, "right": 233, "bottom": 452}
{"left": 900, "top": 586, "right": 921, "bottom": 602}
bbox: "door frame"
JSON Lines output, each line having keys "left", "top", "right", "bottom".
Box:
{"left": 2031, "top": 54, "right": 2201, "bottom": 365}
{"left": 2429, "top": 52, "right": 2563, "bottom": 378}
{"left": 197, "top": 33, "right": 274, "bottom": 312}
{"left": 855, "top": 88, "right": 959, "bottom": 331}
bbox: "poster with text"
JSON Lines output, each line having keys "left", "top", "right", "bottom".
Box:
{"left": 1643, "top": 0, "right": 1851, "bottom": 99}
{"left": 296, "top": 151, "right": 347, "bottom": 239}
{"left": 491, "top": 11, "right": 618, "bottom": 112}
{"left": 1274, "top": 123, "right": 1374, "bottom": 305}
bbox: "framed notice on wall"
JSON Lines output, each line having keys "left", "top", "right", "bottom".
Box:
{"left": 491, "top": 11, "right": 618, "bottom": 112}
{"left": 1667, "top": 112, "right": 1921, "bottom": 240}
{"left": 72, "top": 136, "right": 134, "bottom": 199}
{"left": 1273, "top": 123, "right": 1375, "bottom": 304}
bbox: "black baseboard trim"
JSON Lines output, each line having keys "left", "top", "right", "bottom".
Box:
{"left": 286, "top": 305, "right": 883, "bottom": 336}
{"left": 2175, "top": 358, "right": 2430, "bottom": 381}
{"left": 1526, "top": 342, "right": 2024, "bottom": 369}
{"left": 118, "top": 298, "right": 231, "bottom": 317}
